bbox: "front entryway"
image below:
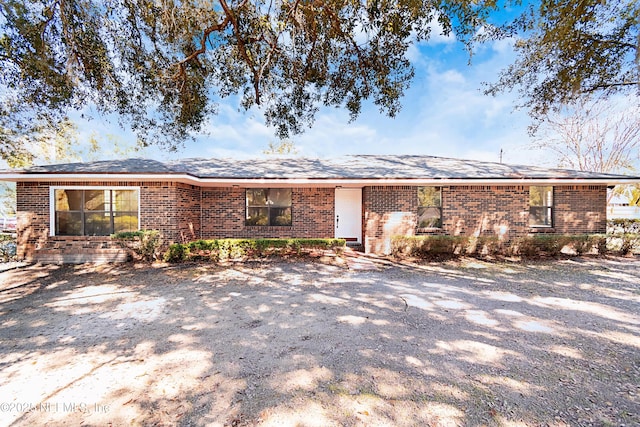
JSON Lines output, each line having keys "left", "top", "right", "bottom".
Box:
{"left": 335, "top": 188, "right": 362, "bottom": 243}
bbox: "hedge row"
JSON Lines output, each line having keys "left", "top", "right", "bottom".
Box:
{"left": 606, "top": 219, "right": 640, "bottom": 255}
{"left": 391, "top": 234, "right": 616, "bottom": 258}
{"left": 164, "top": 238, "right": 346, "bottom": 262}
{"left": 607, "top": 218, "right": 640, "bottom": 234}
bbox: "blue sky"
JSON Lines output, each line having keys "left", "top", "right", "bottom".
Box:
{"left": 73, "top": 33, "right": 543, "bottom": 167}
{"left": 52, "top": 9, "right": 550, "bottom": 168}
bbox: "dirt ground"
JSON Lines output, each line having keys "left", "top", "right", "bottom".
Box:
{"left": 0, "top": 254, "right": 639, "bottom": 427}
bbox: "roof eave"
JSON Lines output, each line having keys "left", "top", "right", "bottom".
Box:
{"left": 1, "top": 172, "right": 639, "bottom": 187}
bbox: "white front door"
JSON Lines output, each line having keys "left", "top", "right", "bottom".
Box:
{"left": 335, "top": 188, "right": 362, "bottom": 243}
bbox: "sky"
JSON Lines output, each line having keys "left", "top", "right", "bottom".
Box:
{"left": 0, "top": 3, "right": 555, "bottom": 171}
{"left": 64, "top": 15, "right": 548, "bottom": 168}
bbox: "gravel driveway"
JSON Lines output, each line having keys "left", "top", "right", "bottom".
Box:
{"left": 0, "top": 256, "right": 639, "bottom": 426}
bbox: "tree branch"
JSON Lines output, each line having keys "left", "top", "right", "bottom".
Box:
{"left": 583, "top": 80, "right": 640, "bottom": 93}
{"left": 322, "top": 5, "right": 371, "bottom": 93}
{"left": 170, "top": 11, "right": 234, "bottom": 86}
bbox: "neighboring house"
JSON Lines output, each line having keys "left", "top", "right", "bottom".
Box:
{"left": 0, "top": 216, "right": 17, "bottom": 232}
{"left": 608, "top": 194, "right": 640, "bottom": 219}
{"left": 0, "top": 155, "right": 638, "bottom": 263}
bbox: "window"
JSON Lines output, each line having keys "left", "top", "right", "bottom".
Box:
{"left": 54, "top": 189, "right": 139, "bottom": 236}
{"left": 529, "top": 186, "right": 553, "bottom": 227}
{"left": 417, "top": 187, "right": 442, "bottom": 228}
{"left": 246, "top": 188, "right": 292, "bottom": 226}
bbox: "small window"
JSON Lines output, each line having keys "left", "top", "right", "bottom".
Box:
{"left": 246, "top": 188, "right": 292, "bottom": 226}
{"left": 529, "top": 186, "right": 553, "bottom": 227}
{"left": 418, "top": 187, "right": 442, "bottom": 228}
{"left": 54, "top": 189, "right": 139, "bottom": 236}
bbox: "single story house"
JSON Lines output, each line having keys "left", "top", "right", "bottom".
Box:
{"left": 1, "top": 154, "right": 639, "bottom": 263}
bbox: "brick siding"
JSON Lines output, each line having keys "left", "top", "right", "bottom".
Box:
{"left": 201, "top": 187, "right": 334, "bottom": 239}
{"left": 16, "top": 181, "right": 202, "bottom": 261}
{"left": 16, "top": 182, "right": 51, "bottom": 259}
{"left": 549, "top": 185, "right": 607, "bottom": 234}
{"left": 140, "top": 182, "right": 201, "bottom": 243}
{"left": 15, "top": 181, "right": 607, "bottom": 260}
{"left": 363, "top": 184, "right": 608, "bottom": 254}
{"left": 363, "top": 186, "right": 417, "bottom": 254}
{"left": 442, "top": 185, "right": 530, "bottom": 240}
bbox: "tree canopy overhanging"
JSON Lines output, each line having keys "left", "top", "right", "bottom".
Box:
{"left": 0, "top": 0, "right": 638, "bottom": 165}
{"left": 485, "top": 0, "right": 640, "bottom": 118}
{"left": 0, "top": 0, "right": 502, "bottom": 162}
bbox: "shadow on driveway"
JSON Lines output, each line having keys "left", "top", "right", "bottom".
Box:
{"left": 0, "top": 257, "right": 639, "bottom": 426}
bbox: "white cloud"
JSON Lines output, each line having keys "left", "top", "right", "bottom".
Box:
{"left": 9, "top": 36, "right": 540, "bottom": 168}
{"left": 425, "top": 18, "right": 457, "bottom": 45}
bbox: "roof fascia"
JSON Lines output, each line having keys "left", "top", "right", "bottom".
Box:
{"left": 1, "top": 172, "right": 640, "bottom": 186}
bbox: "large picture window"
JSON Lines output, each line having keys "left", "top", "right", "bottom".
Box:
{"left": 54, "top": 189, "right": 139, "bottom": 236}
{"left": 246, "top": 188, "right": 292, "bottom": 226}
{"left": 529, "top": 186, "right": 553, "bottom": 227}
{"left": 417, "top": 187, "right": 442, "bottom": 228}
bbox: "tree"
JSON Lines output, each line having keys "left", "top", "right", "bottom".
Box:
{"left": 485, "top": 0, "right": 639, "bottom": 119}
{"left": 263, "top": 139, "right": 298, "bottom": 155}
{"left": 0, "top": 115, "right": 140, "bottom": 167}
{"left": 532, "top": 96, "right": 640, "bottom": 205}
{"left": 0, "top": 0, "right": 503, "bottom": 162}
{"left": 0, "top": 182, "right": 15, "bottom": 215}
{"left": 532, "top": 96, "right": 640, "bottom": 174}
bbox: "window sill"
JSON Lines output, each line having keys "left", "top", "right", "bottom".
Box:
{"left": 416, "top": 227, "right": 444, "bottom": 235}
{"left": 245, "top": 225, "right": 293, "bottom": 229}
{"left": 50, "top": 235, "right": 115, "bottom": 239}
{"left": 529, "top": 226, "right": 555, "bottom": 233}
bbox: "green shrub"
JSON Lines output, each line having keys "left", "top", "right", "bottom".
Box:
{"left": 513, "top": 234, "right": 607, "bottom": 257}
{"left": 164, "top": 243, "right": 190, "bottom": 262}
{"left": 593, "top": 234, "right": 608, "bottom": 255}
{"left": 607, "top": 233, "right": 640, "bottom": 255}
{"left": 465, "top": 236, "right": 502, "bottom": 256}
{"left": 567, "top": 234, "right": 607, "bottom": 255}
{"left": 112, "top": 229, "right": 162, "bottom": 262}
{"left": 606, "top": 219, "right": 640, "bottom": 255}
{"left": 189, "top": 239, "right": 219, "bottom": 252}
{"left": 391, "top": 235, "right": 467, "bottom": 258}
{"left": 607, "top": 218, "right": 640, "bottom": 234}
{"left": 393, "top": 233, "right": 608, "bottom": 259}
{"left": 0, "top": 233, "right": 17, "bottom": 261}
{"left": 570, "top": 234, "right": 591, "bottom": 255}
{"left": 163, "top": 238, "right": 346, "bottom": 263}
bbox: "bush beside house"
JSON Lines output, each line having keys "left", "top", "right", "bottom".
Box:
{"left": 391, "top": 219, "right": 640, "bottom": 259}
{"left": 164, "top": 238, "right": 346, "bottom": 263}
{"left": 112, "top": 221, "right": 640, "bottom": 263}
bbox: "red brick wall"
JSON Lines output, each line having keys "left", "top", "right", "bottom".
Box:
{"left": 15, "top": 181, "right": 608, "bottom": 260}
{"left": 16, "top": 181, "right": 198, "bottom": 259}
{"left": 362, "top": 184, "right": 608, "bottom": 254}
{"left": 140, "top": 182, "right": 201, "bottom": 243}
{"left": 140, "top": 182, "right": 178, "bottom": 243}
{"left": 363, "top": 186, "right": 417, "bottom": 254}
{"left": 201, "top": 187, "right": 334, "bottom": 239}
{"left": 550, "top": 185, "right": 607, "bottom": 234}
{"left": 16, "top": 182, "right": 51, "bottom": 259}
{"left": 443, "top": 185, "right": 530, "bottom": 240}
{"left": 176, "top": 185, "right": 201, "bottom": 242}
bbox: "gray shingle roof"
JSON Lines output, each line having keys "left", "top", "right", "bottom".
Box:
{"left": 4, "top": 154, "right": 639, "bottom": 181}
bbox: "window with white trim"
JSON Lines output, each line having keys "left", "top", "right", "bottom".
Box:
{"left": 53, "top": 189, "right": 139, "bottom": 236}
{"left": 245, "top": 188, "right": 292, "bottom": 226}
{"left": 529, "top": 186, "right": 553, "bottom": 227}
